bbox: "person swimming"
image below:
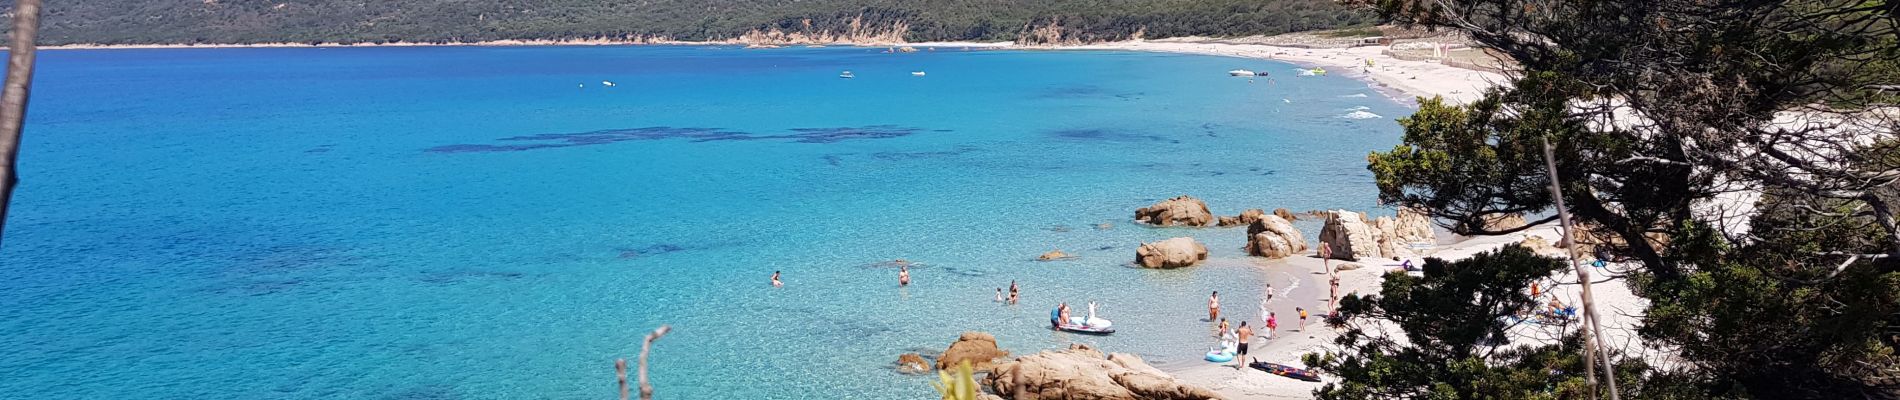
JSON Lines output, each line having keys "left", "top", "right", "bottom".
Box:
{"left": 899, "top": 265, "right": 910, "bottom": 286}
{"left": 771, "top": 271, "right": 783, "bottom": 287}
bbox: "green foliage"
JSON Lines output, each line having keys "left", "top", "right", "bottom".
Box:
{"left": 1304, "top": 245, "right": 1573, "bottom": 398}
{"left": 930, "top": 360, "right": 981, "bottom": 400}
{"left": 1306, "top": 245, "right": 1696, "bottom": 399}
{"left": 9, "top": 0, "right": 1381, "bottom": 45}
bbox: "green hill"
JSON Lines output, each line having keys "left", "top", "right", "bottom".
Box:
{"left": 13, "top": 0, "right": 1378, "bottom": 45}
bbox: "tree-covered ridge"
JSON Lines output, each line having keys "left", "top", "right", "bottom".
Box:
{"left": 8, "top": 0, "right": 1379, "bottom": 46}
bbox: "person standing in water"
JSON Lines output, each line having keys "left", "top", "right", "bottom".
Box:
{"left": 771, "top": 271, "right": 783, "bottom": 287}
{"left": 1217, "top": 317, "right": 1230, "bottom": 338}
{"left": 995, "top": 288, "right": 1004, "bottom": 303}
{"left": 1208, "top": 291, "right": 1221, "bottom": 322}
{"left": 898, "top": 265, "right": 910, "bottom": 286}
{"left": 1008, "top": 281, "right": 1020, "bottom": 305}
{"left": 1235, "top": 322, "right": 1253, "bottom": 368}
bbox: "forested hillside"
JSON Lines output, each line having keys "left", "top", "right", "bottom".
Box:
{"left": 7, "top": 0, "right": 1378, "bottom": 45}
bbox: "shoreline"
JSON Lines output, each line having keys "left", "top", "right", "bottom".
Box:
{"left": 31, "top": 38, "right": 1503, "bottom": 105}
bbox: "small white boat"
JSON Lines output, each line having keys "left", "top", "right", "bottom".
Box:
{"left": 1229, "top": 69, "right": 1257, "bottom": 76}
{"left": 839, "top": 71, "right": 855, "bottom": 79}
{"left": 601, "top": 80, "right": 617, "bottom": 87}
{"left": 911, "top": 71, "right": 926, "bottom": 77}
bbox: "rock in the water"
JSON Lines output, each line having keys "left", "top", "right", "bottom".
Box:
{"left": 1244, "top": 214, "right": 1308, "bottom": 259}
{"left": 1319, "top": 210, "right": 1381, "bottom": 261}
{"left": 1135, "top": 237, "right": 1208, "bottom": 268}
{"left": 938, "top": 331, "right": 1010, "bottom": 371}
{"left": 897, "top": 353, "right": 932, "bottom": 374}
{"left": 1038, "top": 250, "right": 1072, "bottom": 261}
{"left": 1273, "top": 208, "right": 1299, "bottom": 221}
{"left": 984, "top": 344, "right": 1221, "bottom": 400}
{"left": 1134, "top": 196, "right": 1214, "bottom": 227}
{"left": 1216, "top": 208, "right": 1265, "bottom": 227}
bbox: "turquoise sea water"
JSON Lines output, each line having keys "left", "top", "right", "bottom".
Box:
{"left": 1, "top": 46, "right": 1409, "bottom": 399}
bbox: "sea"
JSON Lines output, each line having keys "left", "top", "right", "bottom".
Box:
{"left": 0, "top": 45, "right": 1411, "bottom": 399}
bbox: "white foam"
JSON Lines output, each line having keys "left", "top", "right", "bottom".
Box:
{"left": 1346, "top": 105, "right": 1370, "bottom": 111}
{"left": 1340, "top": 110, "right": 1383, "bottom": 119}
{"left": 1340, "top": 93, "right": 1369, "bottom": 98}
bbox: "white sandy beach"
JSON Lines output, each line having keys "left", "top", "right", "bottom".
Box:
{"left": 1067, "top": 40, "right": 1507, "bottom": 105}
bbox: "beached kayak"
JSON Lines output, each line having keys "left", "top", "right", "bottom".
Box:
{"left": 1249, "top": 360, "right": 1322, "bottom": 382}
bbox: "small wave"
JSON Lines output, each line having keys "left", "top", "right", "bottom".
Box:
{"left": 1346, "top": 106, "right": 1370, "bottom": 111}
{"left": 1341, "top": 110, "right": 1383, "bottom": 119}
{"left": 1340, "top": 93, "right": 1369, "bottom": 98}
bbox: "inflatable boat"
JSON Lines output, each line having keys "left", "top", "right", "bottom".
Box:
{"left": 1249, "top": 360, "right": 1322, "bottom": 382}
{"left": 1051, "top": 308, "right": 1115, "bottom": 334}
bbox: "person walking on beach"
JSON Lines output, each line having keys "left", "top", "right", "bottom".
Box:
{"left": 771, "top": 271, "right": 783, "bottom": 287}
{"left": 1265, "top": 312, "right": 1278, "bottom": 339}
{"left": 1234, "top": 322, "right": 1253, "bottom": 368}
{"left": 898, "top": 265, "right": 910, "bottom": 287}
{"left": 1329, "top": 275, "right": 1341, "bottom": 312}
{"left": 1009, "top": 281, "right": 1020, "bottom": 305}
{"left": 1208, "top": 291, "right": 1221, "bottom": 322}
{"left": 1297, "top": 307, "right": 1310, "bottom": 331}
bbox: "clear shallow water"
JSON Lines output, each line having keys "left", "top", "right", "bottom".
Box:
{"left": 1, "top": 46, "right": 1408, "bottom": 399}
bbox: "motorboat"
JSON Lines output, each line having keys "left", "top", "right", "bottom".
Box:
{"left": 911, "top": 71, "right": 926, "bottom": 77}
{"left": 839, "top": 71, "right": 855, "bottom": 79}
{"left": 1228, "top": 69, "right": 1257, "bottom": 76}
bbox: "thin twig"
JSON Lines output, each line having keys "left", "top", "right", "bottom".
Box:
{"left": 0, "top": 0, "right": 45, "bottom": 247}
{"left": 638, "top": 325, "right": 672, "bottom": 400}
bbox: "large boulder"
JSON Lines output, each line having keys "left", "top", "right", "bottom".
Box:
{"left": 1135, "top": 196, "right": 1215, "bottom": 227}
{"left": 1481, "top": 213, "right": 1529, "bottom": 232}
{"left": 1135, "top": 237, "right": 1208, "bottom": 268}
{"left": 1319, "top": 210, "right": 1380, "bottom": 261}
{"left": 1244, "top": 214, "right": 1308, "bottom": 259}
{"left": 1216, "top": 209, "right": 1265, "bottom": 227}
{"left": 984, "top": 344, "right": 1221, "bottom": 400}
{"left": 938, "top": 332, "right": 1009, "bottom": 371}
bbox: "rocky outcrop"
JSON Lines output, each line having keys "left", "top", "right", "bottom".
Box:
{"left": 1038, "top": 250, "right": 1073, "bottom": 261}
{"left": 1273, "top": 208, "right": 1299, "bottom": 221}
{"left": 1135, "top": 237, "right": 1208, "bottom": 268}
{"left": 897, "top": 353, "right": 931, "bottom": 374}
{"left": 938, "top": 332, "right": 1009, "bottom": 371}
{"left": 984, "top": 344, "right": 1221, "bottom": 400}
{"left": 1244, "top": 214, "right": 1308, "bottom": 259}
{"left": 1216, "top": 209, "right": 1265, "bottom": 227}
{"left": 1372, "top": 208, "right": 1437, "bottom": 259}
{"left": 1135, "top": 196, "right": 1215, "bottom": 227}
{"left": 1319, "top": 210, "right": 1381, "bottom": 261}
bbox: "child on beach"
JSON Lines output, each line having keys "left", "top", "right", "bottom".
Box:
{"left": 1297, "top": 307, "right": 1309, "bottom": 331}
{"left": 1266, "top": 312, "right": 1278, "bottom": 339}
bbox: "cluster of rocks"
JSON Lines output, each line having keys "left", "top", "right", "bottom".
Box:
{"left": 901, "top": 333, "right": 1218, "bottom": 400}
{"left": 1316, "top": 208, "right": 1437, "bottom": 261}
{"left": 985, "top": 344, "right": 1222, "bottom": 400}
{"left": 1134, "top": 196, "right": 1216, "bottom": 227}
